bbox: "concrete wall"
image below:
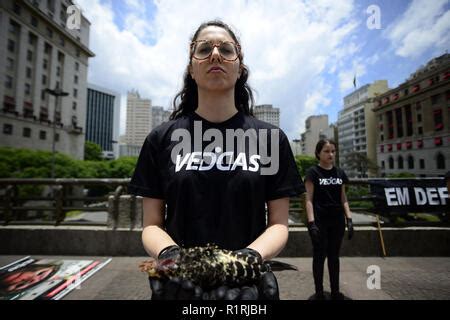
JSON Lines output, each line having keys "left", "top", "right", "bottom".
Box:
{"left": 1, "top": 226, "right": 449, "bottom": 257}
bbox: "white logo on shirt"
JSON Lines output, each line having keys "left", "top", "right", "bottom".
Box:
{"left": 175, "top": 150, "right": 260, "bottom": 172}
{"left": 319, "top": 178, "right": 343, "bottom": 185}
{"left": 171, "top": 121, "right": 279, "bottom": 175}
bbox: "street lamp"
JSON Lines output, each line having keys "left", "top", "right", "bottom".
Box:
{"left": 45, "top": 86, "right": 69, "bottom": 179}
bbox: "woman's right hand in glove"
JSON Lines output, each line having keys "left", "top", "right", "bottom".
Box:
{"left": 307, "top": 221, "right": 321, "bottom": 244}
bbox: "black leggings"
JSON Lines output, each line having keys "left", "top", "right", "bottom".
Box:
{"left": 311, "top": 215, "right": 345, "bottom": 294}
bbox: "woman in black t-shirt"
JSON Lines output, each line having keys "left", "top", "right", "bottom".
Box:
{"left": 129, "top": 20, "right": 304, "bottom": 300}
{"left": 305, "top": 139, "right": 353, "bottom": 300}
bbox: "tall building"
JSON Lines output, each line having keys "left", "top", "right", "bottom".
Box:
{"left": 300, "top": 115, "right": 329, "bottom": 156}
{"left": 0, "top": 0, "right": 94, "bottom": 159}
{"left": 123, "top": 90, "right": 151, "bottom": 156}
{"left": 337, "top": 80, "right": 389, "bottom": 177}
{"left": 373, "top": 54, "right": 450, "bottom": 177}
{"left": 152, "top": 106, "right": 171, "bottom": 129}
{"left": 290, "top": 139, "right": 302, "bottom": 156}
{"left": 253, "top": 104, "right": 280, "bottom": 127}
{"left": 86, "top": 83, "right": 120, "bottom": 159}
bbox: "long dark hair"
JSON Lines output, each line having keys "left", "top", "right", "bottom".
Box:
{"left": 170, "top": 20, "right": 254, "bottom": 120}
{"left": 315, "top": 139, "right": 337, "bottom": 160}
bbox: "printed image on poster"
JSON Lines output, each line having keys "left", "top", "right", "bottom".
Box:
{"left": 0, "top": 256, "right": 111, "bottom": 300}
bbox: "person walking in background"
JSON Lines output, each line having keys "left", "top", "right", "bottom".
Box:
{"left": 305, "top": 139, "right": 353, "bottom": 300}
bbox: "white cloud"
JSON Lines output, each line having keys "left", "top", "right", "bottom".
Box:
{"left": 76, "top": 0, "right": 359, "bottom": 139}
{"left": 385, "top": 0, "right": 450, "bottom": 58}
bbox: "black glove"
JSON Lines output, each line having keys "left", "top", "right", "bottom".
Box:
{"left": 258, "top": 271, "right": 280, "bottom": 300}
{"left": 346, "top": 218, "right": 354, "bottom": 240}
{"left": 149, "top": 245, "right": 201, "bottom": 300}
{"left": 307, "top": 221, "right": 320, "bottom": 244}
{"left": 232, "top": 248, "right": 279, "bottom": 300}
{"left": 232, "top": 247, "right": 263, "bottom": 263}
{"left": 158, "top": 244, "right": 180, "bottom": 260}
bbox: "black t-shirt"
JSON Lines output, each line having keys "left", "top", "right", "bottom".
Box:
{"left": 305, "top": 165, "right": 349, "bottom": 218}
{"left": 129, "top": 110, "right": 305, "bottom": 250}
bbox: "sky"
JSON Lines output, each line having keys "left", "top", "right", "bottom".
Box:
{"left": 74, "top": 0, "right": 450, "bottom": 140}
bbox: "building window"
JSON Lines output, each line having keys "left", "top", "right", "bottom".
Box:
{"left": 42, "top": 75, "right": 47, "bottom": 85}
{"left": 5, "top": 75, "right": 13, "bottom": 89}
{"left": 23, "top": 127, "right": 31, "bottom": 138}
{"left": 44, "top": 43, "right": 52, "bottom": 54}
{"left": 405, "top": 105, "right": 412, "bottom": 136}
{"left": 387, "top": 111, "right": 394, "bottom": 139}
{"left": 28, "top": 32, "right": 36, "bottom": 44}
{"left": 431, "top": 94, "right": 440, "bottom": 105}
{"left": 398, "top": 156, "right": 404, "bottom": 169}
{"left": 3, "top": 124, "right": 13, "bottom": 135}
{"left": 25, "top": 83, "right": 31, "bottom": 95}
{"left": 74, "top": 75, "right": 78, "bottom": 84}
{"left": 7, "top": 39, "right": 15, "bottom": 53}
{"left": 7, "top": 58, "right": 14, "bottom": 70}
{"left": 31, "top": 16, "right": 38, "bottom": 28}
{"left": 395, "top": 108, "right": 403, "bottom": 138}
{"left": 47, "top": 0, "right": 55, "bottom": 12}
{"left": 436, "top": 153, "right": 445, "bottom": 170}
{"left": 41, "top": 89, "right": 46, "bottom": 100}
{"left": 43, "top": 59, "right": 48, "bottom": 69}
{"left": 55, "top": 133, "right": 59, "bottom": 142}
{"left": 420, "top": 159, "right": 425, "bottom": 169}
{"left": 418, "top": 127, "right": 423, "bottom": 135}
{"left": 39, "top": 130, "right": 46, "bottom": 140}
{"left": 408, "top": 156, "right": 414, "bottom": 169}
{"left": 56, "top": 66, "right": 61, "bottom": 77}
{"left": 9, "top": 20, "right": 20, "bottom": 33}
{"left": 59, "top": 35, "right": 65, "bottom": 46}
{"left": 27, "top": 50, "right": 33, "bottom": 62}
{"left": 46, "top": 26, "right": 53, "bottom": 38}
{"left": 13, "top": 3, "right": 21, "bottom": 15}
{"left": 72, "top": 101, "right": 77, "bottom": 110}
{"left": 434, "top": 109, "right": 443, "bottom": 131}
{"left": 26, "top": 67, "right": 32, "bottom": 79}
{"left": 76, "top": 49, "right": 81, "bottom": 58}
{"left": 57, "top": 51, "right": 64, "bottom": 62}
{"left": 417, "top": 113, "right": 422, "bottom": 122}
{"left": 73, "top": 89, "right": 78, "bottom": 98}
{"left": 60, "top": 4, "right": 67, "bottom": 19}
{"left": 389, "top": 157, "right": 394, "bottom": 169}
{"left": 381, "top": 161, "right": 385, "bottom": 169}
{"left": 75, "top": 62, "right": 79, "bottom": 71}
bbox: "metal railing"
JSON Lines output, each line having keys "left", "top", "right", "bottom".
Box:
{"left": 0, "top": 178, "right": 130, "bottom": 227}
{"left": 0, "top": 178, "right": 447, "bottom": 228}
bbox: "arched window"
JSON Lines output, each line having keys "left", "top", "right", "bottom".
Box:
{"left": 436, "top": 153, "right": 445, "bottom": 169}
{"left": 398, "top": 156, "right": 404, "bottom": 169}
{"left": 389, "top": 157, "right": 394, "bottom": 169}
{"left": 408, "top": 155, "right": 414, "bottom": 169}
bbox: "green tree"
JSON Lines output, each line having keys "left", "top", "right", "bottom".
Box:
{"left": 295, "top": 155, "right": 318, "bottom": 177}
{"left": 84, "top": 141, "right": 102, "bottom": 161}
{"left": 345, "top": 151, "right": 379, "bottom": 177}
{"left": 109, "top": 156, "right": 138, "bottom": 178}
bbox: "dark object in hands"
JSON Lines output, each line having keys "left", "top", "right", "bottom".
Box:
{"left": 140, "top": 244, "right": 269, "bottom": 290}
{"left": 346, "top": 218, "right": 354, "bottom": 240}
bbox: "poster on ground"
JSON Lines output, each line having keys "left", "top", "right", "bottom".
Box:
{"left": 0, "top": 256, "right": 111, "bottom": 300}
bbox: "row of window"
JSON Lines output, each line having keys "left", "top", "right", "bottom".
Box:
{"left": 2, "top": 123, "right": 59, "bottom": 141}
{"left": 377, "top": 75, "right": 450, "bottom": 107}
{"left": 381, "top": 153, "right": 446, "bottom": 170}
